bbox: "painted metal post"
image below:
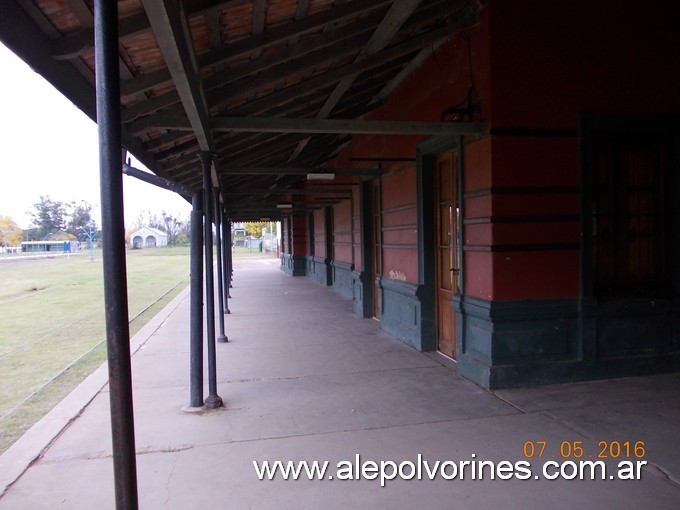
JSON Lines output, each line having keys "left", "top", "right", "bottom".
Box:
{"left": 0, "top": 227, "right": 8, "bottom": 257}
{"left": 222, "top": 216, "right": 231, "bottom": 312}
{"left": 222, "top": 216, "right": 230, "bottom": 315}
{"left": 214, "top": 192, "right": 228, "bottom": 342}
{"left": 223, "top": 219, "right": 230, "bottom": 292}
{"left": 201, "top": 152, "right": 223, "bottom": 409}
{"left": 222, "top": 215, "right": 231, "bottom": 315}
{"left": 189, "top": 192, "right": 204, "bottom": 407}
{"left": 94, "top": 1, "right": 138, "bottom": 508}
{"left": 227, "top": 220, "right": 234, "bottom": 290}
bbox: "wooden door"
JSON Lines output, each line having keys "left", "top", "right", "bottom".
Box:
{"left": 435, "top": 150, "right": 460, "bottom": 358}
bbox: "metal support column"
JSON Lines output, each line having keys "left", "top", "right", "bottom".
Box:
{"left": 119, "top": 162, "right": 200, "bottom": 408}
{"left": 94, "top": 1, "right": 138, "bottom": 507}
{"left": 227, "top": 220, "right": 234, "bottom": 289}
{"left": 221, "top": 213, "right": 231, "bottom": 313}
{"left": 201, "top": 152, "right": 223, "bottom": 409}
{"left": 214, "top": 192, "right": 228, "bottom": 342}
{"left": 189, "top": 192, "right": 204, "bottom": 407}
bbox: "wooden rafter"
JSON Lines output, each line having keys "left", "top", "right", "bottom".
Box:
{"left": 218, "top": 167, "right": 382, "bottom": 176}
{"left": 142, "top": 0, "right": 213, "bottom": 151}
{"left": 289, "top": 0, "right": 423, "bottom": 161}
{"left": 150, "top": 115, "right": 485, "bottom": 136}
{"left": 122, "top": 19, "right": 378, "bottom": 122}
{"left": 126, "top": 13, "right": 478, "bottom": 132}
{"left": 119, "top": 0, "right": 392, "bottom": 97}
{"left": 222, "top": 188, "right": 353, "bottom": 195}
{"left": 226, "top": 16, "right": 474, "bottom": 115}
{"left": 51, "top": 1, "right": 247, "bottom": 60}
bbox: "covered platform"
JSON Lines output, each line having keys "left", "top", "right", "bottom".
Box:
{"left": 1, "top": 258, "right": 678, "bottom": 508}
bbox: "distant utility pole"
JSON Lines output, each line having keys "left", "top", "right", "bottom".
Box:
{"left": 0, "top": 226, "right": 7, "bottom": 256}
{"left": 79, "top": 220, "right": 97, "bottom": 261}
{"left": 269, "top": 220, "right": 273, "bottom": 254}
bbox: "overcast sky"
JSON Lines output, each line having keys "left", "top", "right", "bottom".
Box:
{"left": 0, "top": 42, "right": 192, "bottom": 230}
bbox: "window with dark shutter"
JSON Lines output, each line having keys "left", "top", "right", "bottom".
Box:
{"left": 591, "top": 131, "right": 670, "bottom": 299}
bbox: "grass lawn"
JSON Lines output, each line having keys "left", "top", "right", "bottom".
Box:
{"left": 0, "top": 246, "right": 191, "bottom": 454}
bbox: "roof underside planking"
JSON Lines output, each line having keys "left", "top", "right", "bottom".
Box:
{"left": 0, "top": 0, "right": 483, "bottom": 220}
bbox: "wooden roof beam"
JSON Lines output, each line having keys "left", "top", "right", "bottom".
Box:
{"left": 153, "top": 116, "right": 484, "bottom": 135}
{"left": 219, "top": 167, "right": 381, "bottom": 176}
{"left": 226, "top": 200, "right": 339, "bottom": 207}
{"left": 52, "top": 1, "right": 245, "bottom": 60}
{"left": 124, "top": 13, "right": 378, "bottom": 123}
{"left": 224, "top": 15, "right": 477, "bottom": 117}
{"left": 198, "top": 0, "right": 391, "bottom": 69}
{"left": 119, "top": 0, "right": 392, "bottom": 97}
{"left": 369, "top": 43, "right": 444, "bottom": 106}
{"left": 319, "top": 0, "right": 423, "bottom": 119}
{"left": 204, "top": 31, "right": 372, "bottom": 111}
{"left": 223, "top": 188, "right": 352, "bottom": 195}
{"left": 142, "top": 0, "right": 213, "bottom": 152}
{"left": 203, "top": 14, "right": 382, "bottom": 100}
{"left": 369, "top": 1, "right": 481, "bottom": 105}
{"left": 160, "top": 151, "right": 203, "bottom": 173}
{"left": 127, "top": 10, "right": 477, "bottom": 135}
{"left": 121, "top": 21, "right": 383, "bottom": 123}
{"left": 289, "top": 0, "right": 424, "bottom": 161}
{"left": 51, "top": 11, "right": 150, "bottom": 61}
{"left": 64, "top": 0, "right": 93, "bottom": 28}
{"left": 204, "top": 6, "right": 223, "bottom": 49}
{"left": 219, "top": 134, "right": 340, "bottom": 169}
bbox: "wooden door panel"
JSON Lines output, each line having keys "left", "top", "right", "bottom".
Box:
{"left": 435, "top": 150, "right": 459, "bottom": 359}
{"left": 371, "top": 180, "right": 381, "bottom": 319}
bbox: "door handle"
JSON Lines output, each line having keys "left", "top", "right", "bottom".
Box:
{"left": 450, "top": 268, "right": 459, "bottom": 273}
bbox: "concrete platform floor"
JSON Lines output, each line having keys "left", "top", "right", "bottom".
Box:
{"left": 1, "top": 257, "right": 678, "bottom": 509}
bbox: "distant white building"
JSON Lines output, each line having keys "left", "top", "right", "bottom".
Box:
{"left": 232, "top": 222, "right": 246, "bottom": 236}
{"left": 130, "top": 227, "right": 168, "bottom": 248}
{"left": 231, "top": 222, "right": 247, "bottom": 247}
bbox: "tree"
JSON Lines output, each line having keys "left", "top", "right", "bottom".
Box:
{"left": 161, "top": 211, "right": 182, "bottom": 245}
{"left": 46, "top": 231, "right": 77, "bottom": 241}
{"left": 244, "top": 221, "right": 277, "bottom": 238}
{"left": 22, "top": 227, "right": 40, "bottom": 242}
{"left": 174, "top": 214, "right": 191, "bottom": 245}
{"left": 67, "top": 201, "right": 96, "bottom": 238}
{"left": 244, "top": 222, "right": 263, "bottom": 238}
{"left": 128, "top": 210, "right": 159, "bottom": 231}
{"left": 132, "top": 211, "right": 148, "bottom": 231}
{"left": 147, "top": 212, "right": 164, "bottom": 231}
{"left": 0, "top": 216, "right": 24, "bottom": 246}
{"left": 28, "top": 196, "right": 67, "bottom": 239}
